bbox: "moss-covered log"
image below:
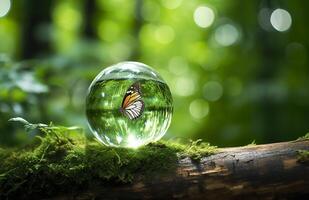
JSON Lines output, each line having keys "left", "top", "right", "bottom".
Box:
{"left": 54, "top": 140, "right": 309, "bottom": 200}
{"left": 1, "top": 121, "right": 308, "bottom": 199}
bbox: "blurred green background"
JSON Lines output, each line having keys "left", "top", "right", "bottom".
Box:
{"left": 0, "top": 0, "right": 309, "bottom": 147}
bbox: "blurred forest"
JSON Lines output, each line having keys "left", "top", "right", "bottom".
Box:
{"left": 0, "top": 0, "right": 309, "bottom": 147}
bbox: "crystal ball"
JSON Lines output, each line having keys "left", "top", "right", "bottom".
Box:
{"left": 86, "top": 62, "right": 173, "bottom": 148}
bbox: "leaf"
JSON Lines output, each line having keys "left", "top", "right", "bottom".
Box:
{"left": 8, "top": 117, "right": 48, "bottom": 132}
{"left": 8, "top": 117, "right": 30, "bottom": 125}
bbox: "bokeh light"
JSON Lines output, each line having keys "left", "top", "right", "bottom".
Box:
{"left": 0, "top": 0, "right": 11, "bottom": 17}
{"left": 193, "top": 6, "right": 215, "bottom": 28}
{"left": 174, "top": 76, "right": 195, "bottom": 96}
{"left": 189, "top": 99, "right": 209, "bottom": 119}
{"left": 53, "top": 3, "right": 81, "bottom": 31}
{"left": 161, "top": 0, "right": 182, "bottom": 10}
{"left": 168, "top": 57, "right": 188, "bottom": 76}
{"left": 270, "top": 9, "right": 292, "bottom": 32}
{"left": 258, "top": 8, "right": 273, "bottom": 31}
{"left": 203, "top": 81, "right": 223, "bottom": 101}
{"left": 155, "top": 25, "right": 175, "bottom": 44}
{"left": 214, "top": 24, "right": 240, "bottom": 46}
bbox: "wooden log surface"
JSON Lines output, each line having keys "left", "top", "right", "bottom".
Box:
{"left": 52, "top": 140, "right": 309, "bottom": 200}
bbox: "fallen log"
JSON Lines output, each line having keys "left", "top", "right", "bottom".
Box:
{"left": 62, "top": 140, "right": 309, "bottom": 200}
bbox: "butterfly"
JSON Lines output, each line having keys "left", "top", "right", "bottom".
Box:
{"left": 120, "top": 82, "right": 144, "bottom": 120}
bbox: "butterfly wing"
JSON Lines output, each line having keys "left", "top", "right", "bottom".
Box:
{"left": 122, "top": 90, "right": 141, "bottom": 108}
{"left": 124, "top": 99, "right": 144, "bottom": 120}
{"left": 121, "top": 82, "right": 144, "bottom": 120}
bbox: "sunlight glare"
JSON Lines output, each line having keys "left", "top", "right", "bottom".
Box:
{"left": 127, "top": 134, "right": 143, "bottom": 148}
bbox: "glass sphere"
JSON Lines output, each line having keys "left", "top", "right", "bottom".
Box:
{"left": 86, "top": 62, "right": 173, "bottom": 148}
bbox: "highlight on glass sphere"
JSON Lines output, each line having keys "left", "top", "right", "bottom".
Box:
{"left": 86, "top": 62, "right": 173, "bottom": 148}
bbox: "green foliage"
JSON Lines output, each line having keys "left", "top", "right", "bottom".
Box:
{"left": 0, "top": 118, "right": 217, "bottom": 198}
{"left": 297, "top": 150, "right": 309, "bottom": 164}
{"left": 0, "top": 56, "right": 97, "bottom": 146}
{"left": 1, "top": 1, "right": 309, "bottom": 148}
{"left": 0, "top": 57, "right": 50, "bottom": 146}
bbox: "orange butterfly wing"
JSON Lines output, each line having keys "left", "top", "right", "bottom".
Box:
{"left": 120, "top": 82, "right": 144, "bottom": 120}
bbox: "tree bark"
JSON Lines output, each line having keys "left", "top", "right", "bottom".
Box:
{"left": 20, "top": 0, "right": 53, "bottom": 59}
{"left": 51, "top": 140, "right": 309, "bottom": 199}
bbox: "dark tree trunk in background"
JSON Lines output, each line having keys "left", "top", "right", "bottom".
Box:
{"left": 20, "top": 0, "right": 53, "bottom": 59}
{"left": 256, "top": 0, "right": 282, "bottom": 143}
{"left": 83, "top": 0, "right": 97, "bottom": 39}
{"left": 131, "top": 0, "right": 143, "bottom": 60}
{"left": 19, "top": 0, "right": 53, "bottom": 123}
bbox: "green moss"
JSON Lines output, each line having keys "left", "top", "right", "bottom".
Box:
{"left": 161, "top": 139, "right": 217, "bottom": 162}
{"left": 0, "top": 120, "right": 217, "bottom": 198}
{"left": 297, "top": 150, "right": 309, "bottom": 164}
{"left": 246, "top": 140, "right": 257, "bottom": 147}
{"left": 297, "top": 133, "right": 309, "bottom": 141}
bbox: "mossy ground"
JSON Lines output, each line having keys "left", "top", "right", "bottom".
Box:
{"left": 297, "top": 150, "right": 309, "bottom": 164}
{"left": 296, "top": 133, "right": 309, "bottom": 164}
{"left": 0, "top": 121, "right": 217, "bottom": 199}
